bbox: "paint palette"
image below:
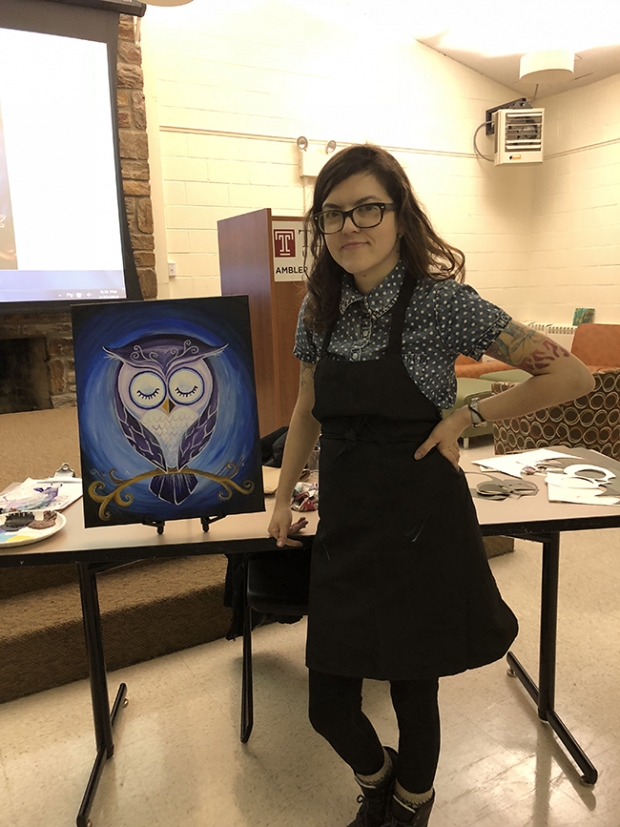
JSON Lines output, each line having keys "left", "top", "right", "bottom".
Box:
{"left": 0, "top": 510, "right": 66, "bottom": 547}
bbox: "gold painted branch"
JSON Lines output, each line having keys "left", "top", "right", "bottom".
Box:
{"left": 88, "top": 464, "right": 255, "bottom": 521}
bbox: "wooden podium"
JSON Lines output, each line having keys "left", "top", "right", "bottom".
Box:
{"left": 217, "top": 208, "right": 309, "bottom": 436}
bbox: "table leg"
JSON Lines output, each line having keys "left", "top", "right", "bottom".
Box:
{"left": 76, "top": 563, "right": 128, "bottom": 827}
{"left": 240, "top": 560, "right": 254, "bottom": 743}
{"left": 506, "top": 532, "right": 598, "bottom": 786}
{"left": 538, "top": 531, "right": 559, "bottom": 717}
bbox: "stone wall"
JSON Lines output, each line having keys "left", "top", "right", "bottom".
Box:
{"left": 0, "top": 315, "right": 75, "bottom": 410}
{"left": 0, "top": 14, "right": 156, "bottom": 411}
{"left": 117, "top": 14, "right": 156, "bottom": 301}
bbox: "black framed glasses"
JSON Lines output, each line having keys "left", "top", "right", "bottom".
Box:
{"left": 314, "top": 202, "right": 396, "bottom": 235}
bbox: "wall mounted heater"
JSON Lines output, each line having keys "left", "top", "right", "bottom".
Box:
{"left": 494, "top": 108, "right": 544, "bottom": 166}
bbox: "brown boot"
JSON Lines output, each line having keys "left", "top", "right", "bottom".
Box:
{"left": 346, "top": 747, "right": 398, "bottom": 827}
{"left": 381, "top": 790, "right": 435, "bottom": 827}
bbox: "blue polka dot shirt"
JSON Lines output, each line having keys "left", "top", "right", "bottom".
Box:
{"left": 293, "top": 261, "right": 512, "bottom": 410}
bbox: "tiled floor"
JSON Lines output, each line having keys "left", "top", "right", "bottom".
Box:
{"left": 2, "top": 437, "right": 620, "bottom": 827}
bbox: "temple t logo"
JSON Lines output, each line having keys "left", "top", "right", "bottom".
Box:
{"left": 273, "top": 229, "right": 295, "bottom": 257}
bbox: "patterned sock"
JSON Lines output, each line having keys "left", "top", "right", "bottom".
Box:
{"left": 393, "top": 781, "right": 434, "bottom": 811}
{"left": 354, "top": 747, "right": 393, "bottom": 788}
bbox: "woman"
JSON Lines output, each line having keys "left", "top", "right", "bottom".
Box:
{"left": 268, "top": 144, "right": 593, "bottom": 827}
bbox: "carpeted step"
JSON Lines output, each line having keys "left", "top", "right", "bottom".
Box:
{"left": 0, "top": 556, "right": 179, "bottom": 599}
{"left": 0, "top": 563, "right": 78, "bottom": 599}
{"left": 0, "top": 554, "right": 232, "bottom": 704}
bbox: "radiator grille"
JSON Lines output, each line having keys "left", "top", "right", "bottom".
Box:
{"left": 525, "top": 322, "right": 577, "bottom": 335}
{"left": 503, "top": 111, "right": 543, "bottom": 153}
{"left": 524, "top": 322, "right": 576, "bottom": 350}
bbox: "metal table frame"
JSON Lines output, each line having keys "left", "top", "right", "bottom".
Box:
{"left": 506, "top": 530, "right": 599, "bottom": 785}
{"left": 480, "top": 518, "right": 620, "bottom": 787}
{"left": 0, "top": 511, "right": 306, "bottom": 827}
{"left": 472, "top": 446, "right": 620, "bottom": 786}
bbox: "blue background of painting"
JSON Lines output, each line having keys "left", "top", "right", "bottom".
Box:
{"left": 72, "top": 297, "right": 264, "bottom": 527}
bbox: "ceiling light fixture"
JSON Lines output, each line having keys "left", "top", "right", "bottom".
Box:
{"left": 519, "top": 49, "right": 575, "bottom": 84}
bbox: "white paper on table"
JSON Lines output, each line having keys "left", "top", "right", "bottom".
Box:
{"left": 472, "top": 449, "right": 578, "bottom": 479}
{"left": 545, "top": 476, "right": 620, "bottom": 506}
{"left": 0, "top": 477, "right": 83, "bottom": 512}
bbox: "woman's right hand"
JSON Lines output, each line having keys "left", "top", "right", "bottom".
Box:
{"left": 267, "top": 361, "right": 318, "bottom": 548}
{"left": 268, "top": 503, "right": 309, "bottom": 548}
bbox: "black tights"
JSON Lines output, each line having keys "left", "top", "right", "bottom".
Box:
{"left": 308, "top": 669, "right": 440, "bottom": 794}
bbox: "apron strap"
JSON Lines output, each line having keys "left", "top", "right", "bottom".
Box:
{"left": 320, "top": 324, "right": 335, "bottom": 359}
{"left": 319, "top": 286, "right": 341, "bottom": 358}
{"left": 386, "top": 273, "right": 415, "bottom": 355}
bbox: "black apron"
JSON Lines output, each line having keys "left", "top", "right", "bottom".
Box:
{"left": 306, "top": 274, "right": 518, "bottom": 680}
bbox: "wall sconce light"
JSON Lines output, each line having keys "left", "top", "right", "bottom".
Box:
{"left": 296, "top": 137, "right": 337, "bottom": 178}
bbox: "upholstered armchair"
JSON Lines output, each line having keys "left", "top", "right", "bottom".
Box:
{"left": 456, "top": 322, "right": 620, "bottom": 380}
{"left": 455, "top": 354, "right": 512, "bottom": 379}
{"left": 570, "top": 323, "right": 620, "bottom": 372}
{"left": 492, "top": 368, "right": 620, "bottom": 461}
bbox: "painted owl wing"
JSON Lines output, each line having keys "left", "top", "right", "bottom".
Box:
{"left": 113, "top": 391, "right": 167, "bottom": 470}
{"left": 177, "top": 376, "right": 219, "bottom": 468}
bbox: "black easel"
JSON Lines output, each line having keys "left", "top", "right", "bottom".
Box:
{"left": 142, "top": 511, "right": 227, "bottom": 535}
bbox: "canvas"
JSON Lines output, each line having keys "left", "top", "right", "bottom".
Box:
{"left": 72, "top": 297, "right": 264, "bottom": 528}
{"left": 573, "top": 307, "right": 595, "bottom": 326}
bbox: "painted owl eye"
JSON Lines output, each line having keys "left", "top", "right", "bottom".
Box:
{"left": 168, "top": 367, "right": 205, "bottom": 405}
{"left": 129, "top": 371, "right": 166, "bottom": 409}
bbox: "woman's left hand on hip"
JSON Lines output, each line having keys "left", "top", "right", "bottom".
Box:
{"left": 414, "top": 412, "right": 468, "bottom": 470}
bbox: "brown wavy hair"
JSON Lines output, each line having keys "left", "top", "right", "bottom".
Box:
{"left": 303, "top": 144, "right": 465, "bottom": 332}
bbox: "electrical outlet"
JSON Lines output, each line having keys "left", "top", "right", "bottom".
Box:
{"left": 168, "top": 261, "right": 177, "bottom": 278}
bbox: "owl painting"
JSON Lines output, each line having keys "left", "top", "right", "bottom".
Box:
{"left": 72, "top": 297, "right": 264, "bottom": 528}
{"left": 106, "top": 335, "right": 225, "bottom": 506}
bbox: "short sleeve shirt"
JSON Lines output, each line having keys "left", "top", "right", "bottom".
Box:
{"left": 293, "top": 261, "right": 511, "bottom": 409}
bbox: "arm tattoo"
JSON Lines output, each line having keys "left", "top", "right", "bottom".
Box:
{"left": 486, "top": 320, "right": 570, "bottom": 373}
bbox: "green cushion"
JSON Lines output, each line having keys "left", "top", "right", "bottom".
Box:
{"left": 454, "top": 378, "right": 494, "bottom": 406}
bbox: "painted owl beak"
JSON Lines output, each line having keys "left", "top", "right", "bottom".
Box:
{"left": 162, "top": 397, "right": 175, "bottom": 414}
